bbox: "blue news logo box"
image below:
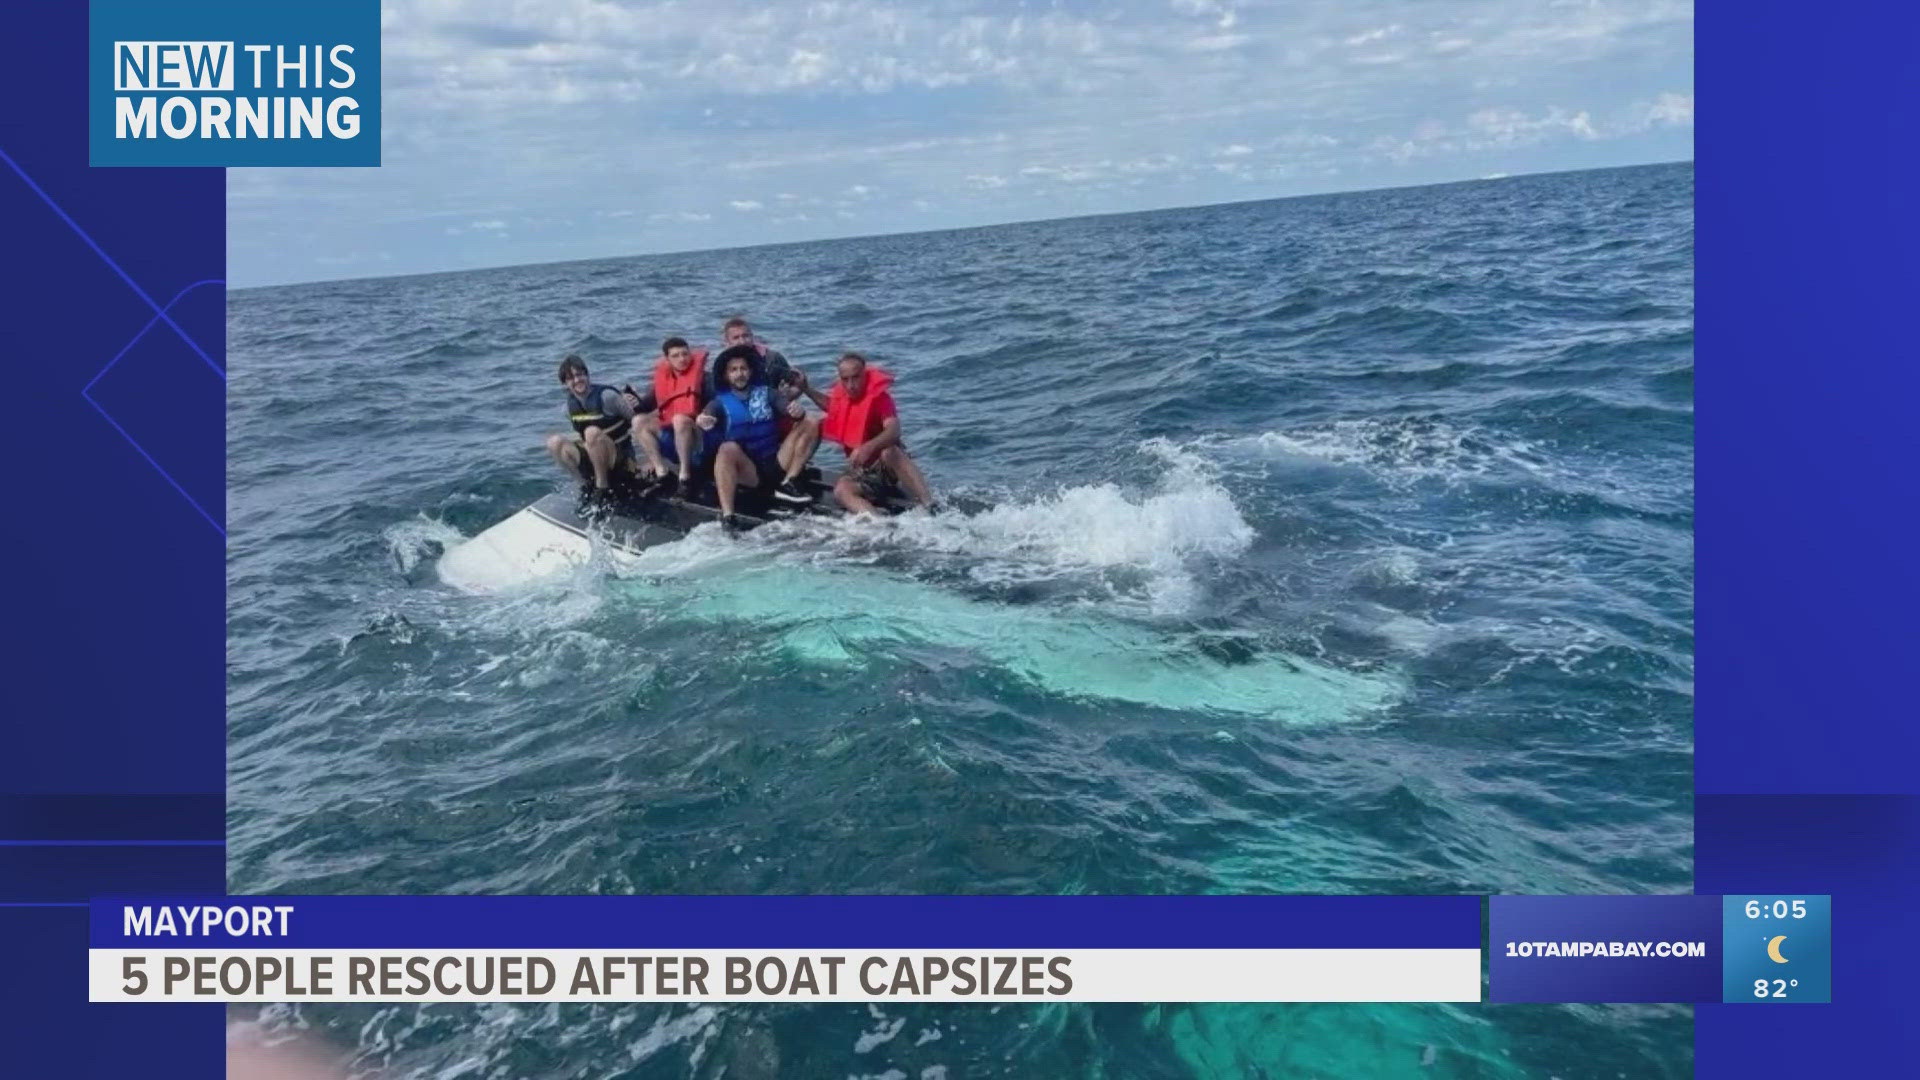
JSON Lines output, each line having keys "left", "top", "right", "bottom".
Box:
{"left": 89, "top": 0, "right": 380, "bottom": 167}
{"left": 1489, "top": 895, "right": 1722, "bottom": 1003}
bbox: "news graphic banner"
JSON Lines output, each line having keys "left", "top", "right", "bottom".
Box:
{"left": 1489, "top": 894, "right": 1832, "bottom": 1004}
{"left": 89, "top": 0, "right": 380, "bottom": 167}
{"left": 89, "top": 896, "right": 1485, "bottom": 1004}
{"left": 82, "top": 894, "right": 1836, "bottom": 1005}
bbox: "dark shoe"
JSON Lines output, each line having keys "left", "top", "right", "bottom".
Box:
{"left": 578, "top": 487, "right": 614, "bottom": 522}
{"left": 720, "top": 513, "right": 744, "bottom": 536}
{"left": 655, "top": 473, "right": 680, "bottom": 498}
{"left": 773, "top": 479, "right": 814, "bottom": 505}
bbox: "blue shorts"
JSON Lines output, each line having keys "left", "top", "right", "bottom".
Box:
{"left": 658, "top": 427, "right": 705, "bottom": 466}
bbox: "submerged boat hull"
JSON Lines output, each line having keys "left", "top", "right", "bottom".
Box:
{"left": 438, "top": 470, "right": 907, "bottom": 591}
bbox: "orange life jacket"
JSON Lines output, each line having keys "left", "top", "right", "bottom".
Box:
{"left": 821, "top": 365, "right": 896, "bottom": 451}
{"left": 651, "top": 348, "right": 709, "bottom": 422}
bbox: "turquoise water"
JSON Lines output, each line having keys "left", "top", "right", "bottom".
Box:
{"left": 227, "top": 162, "right": 1693, "bottom": 1077}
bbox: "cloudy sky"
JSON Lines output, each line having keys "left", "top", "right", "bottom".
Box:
{"left": 227, "top": 0, "right": 1693, "bottom": 287}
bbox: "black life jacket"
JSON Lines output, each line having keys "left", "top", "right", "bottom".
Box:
{"left": 566, "top": 383, "right": 631, "bottom": 443}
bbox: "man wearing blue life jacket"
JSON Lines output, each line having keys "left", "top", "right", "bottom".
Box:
{"left": 695, "top": 344, "right": 821, "bottom": 531}
{"left": 715, "top": 315, "right": 821, "bottom": 485}
{"left": 544, "top": 354, "right": 635, "bottom": 504}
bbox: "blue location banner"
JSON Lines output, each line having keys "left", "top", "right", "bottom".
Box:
{"left": 90, "top": 894, "right": 1483, "bottom": 950}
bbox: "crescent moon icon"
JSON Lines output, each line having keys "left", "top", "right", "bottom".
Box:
{"left": 1767, "top": 935, "right": 1789, "bottom": 964}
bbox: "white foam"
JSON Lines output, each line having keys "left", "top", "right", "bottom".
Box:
{"left": 384, "top": 515, "right": 470, "bottom": 577}
{"left": 855, "top": 1014, "right": 907, "bottom": 1053}
{"left": 754, "top": 437, "right": 1255, "bottom": 616}
{"left": 1223, "top": 417, "right": 1557, "bottom": 487}
{"left": 625, "top": 1005, "right": 719, "bottom": 1064}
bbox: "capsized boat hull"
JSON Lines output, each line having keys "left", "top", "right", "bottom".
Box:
{"left": 438, "top": 469, "right": 908, "bottom": 591}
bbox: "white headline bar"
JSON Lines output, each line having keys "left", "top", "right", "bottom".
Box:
{"left": 91, "top": 949, "right": 1481, "bottom": 1003}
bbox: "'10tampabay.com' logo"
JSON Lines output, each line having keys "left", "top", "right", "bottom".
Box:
{"left": 90, "top": 0, "right": 380, "bottom": 167}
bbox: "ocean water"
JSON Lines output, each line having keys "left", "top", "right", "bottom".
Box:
{"left": 227, "top": 162, "right": 1694, "bottom": 1078}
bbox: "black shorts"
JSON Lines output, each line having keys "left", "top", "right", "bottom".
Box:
{"left": 572, "top": 434, "right": 633, "bottom": 481}
{"left": 754, "top": 454, "right": 783, "bottom": 485}
{"left": 841, "top": 462, "right": 899, "bottom": 502}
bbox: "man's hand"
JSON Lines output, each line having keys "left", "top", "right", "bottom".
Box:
{"left": 850, "top": 443, "right": 878, "bottom": 468}
{"left": 622, "top": 390, "right": 641, "bottom": 410}
{"left": 786, "top": 401, "right": 806, "bottom": 419}
{"left": 696, "top": 413, "right": 718, "bottom": 431}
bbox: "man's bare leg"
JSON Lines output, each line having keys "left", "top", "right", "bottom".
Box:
{"left": 581, "top": 426, "right": 617, "bottom": 489}
{"left": 632, "top": 415, "right": 669, "bottom": 479}
{"left": 777, "top": 417, "right": 821, "bottom": 481}
{"left": 834, "top": 474, "right": 878, "bottom": 515}
{"left": 880, "top": 446, "right": 933, "bottom": 508}
{"left": 545, "top": 434, "right": 584, "bottom": 480}
{"left": 713, "top": 442, "right": 760, "bottom": 518}
{"left": 668, "top": 414, "right": 701, "bottom": 482}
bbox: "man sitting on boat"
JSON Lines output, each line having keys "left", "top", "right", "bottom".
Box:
{"left": 697, "top": 345, "right": 821, "bottom": 530}
{"left": 796, "top": 351, "right": 935, "bottom": 513}
{"left": 717, "top": 313, "right": 822, "bottom": 474}
{"left": 716, "top": 316, "right": 793, "bottom": 388}
{"left": 545, "top": 354, "right": 636, "bottom": 502}
{"left": 623, "top": 336, "right": 709, "bottom": 495}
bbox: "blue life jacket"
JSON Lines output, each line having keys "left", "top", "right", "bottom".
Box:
{"left": 713, "top": 385, "right": 781, "bottom": 459}
{"left": 567, "top": 384, "right": 630, "bottom": 443}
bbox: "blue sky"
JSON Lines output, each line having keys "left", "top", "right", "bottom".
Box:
{"left": 228, "top": 0, "right": 1693, "bottom": 287}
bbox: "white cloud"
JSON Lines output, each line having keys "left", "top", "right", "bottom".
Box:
{"left": 1020, "top": 162, "right": 1107, "bottom": 183}
{"left": 1345, "top": 25, "right": 1402, "bottom": 47}
{"left": 229, "top": 0, "right": 1695, "bottom": 285}
{"left": 1647, "top": 91, "right": 1693, "bottom": 126}
{"left": 1172, "top": 0, "right": 1241, "bottom": 30}
{"left": 1186, "top": 34, "right": 1250, "bottom": 51}
{"left": 1468, "top": 107, "right": 1600, "bottom": 143}
{"left": 1378, "top": 94, "right": 1684, "bottom": 165}
{"left": 1118, "top": 153, "right": 1181, "bottom": 173}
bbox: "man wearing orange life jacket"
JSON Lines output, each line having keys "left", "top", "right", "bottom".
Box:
{"left": 797, "top": 351, "right": 935, "bottom": 513}
{"left": 625, "top": 336, "right": 709, "bottom": 494}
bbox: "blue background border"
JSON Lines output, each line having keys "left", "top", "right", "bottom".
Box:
{"left": 5, "top": 0, "right": 1917, "bottom": 1075}
{"left": 1689, "top": 0, "right": 1920, "bottom": 1066}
